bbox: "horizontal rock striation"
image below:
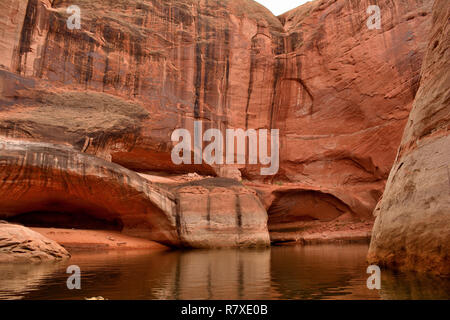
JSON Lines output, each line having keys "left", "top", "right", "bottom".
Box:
{"left": 368, "top": 0, "right": 450, "bottom": 275}
{"left": 0, "top": 138, "right": 269, "bottom": 248}
{"left": 0, "top": 137, "right": 179, "bottom": 244}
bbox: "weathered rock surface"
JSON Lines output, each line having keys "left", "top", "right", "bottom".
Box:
{"left": 0, "top": 0, "right": 435, "bottom": 224}
{"left": 0, "top": 137, "right": 179, "bottom": 245}
{"left": 0, "top": 0, "right": 284, "bottom": 176}
{"left": 170, "top": 178, "right": 270, "bottom": 248}
{"left": 262, "top": 0, "right": 434, "bottom": 227}
{"left": 0, "top": 138, "right": 269, "bottom": 248}
{"left": 0, "top": 221, "right": 70, "bottom": 262}
{"left": 31, "top": 228, "right": 169, "bottom": 251}
{"left": 368, "top": 0, "right": 450, "bottom": 275}
{"left": 0, "top": 0, "right": 442, "bottom": 247}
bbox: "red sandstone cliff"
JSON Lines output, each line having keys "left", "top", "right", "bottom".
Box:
{"left": 0, "top": 0, "right": 442, "bottom": 249}
{"left": 368, "top": 0, "right": 450, "bottom": 275}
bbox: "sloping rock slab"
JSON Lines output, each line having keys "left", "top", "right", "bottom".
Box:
{"left": 0, "top": 221, "right": 70, "bottom": 263}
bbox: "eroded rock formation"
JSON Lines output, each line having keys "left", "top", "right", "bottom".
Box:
{"left": 252, "top": 0, "right": 435, "bottom": 240}
{"left": 0, "top": 221, "right": 70, "bottom": 262}
{"left": 368, "top": 0, "right": 450, "bottom": 275}
{"left": 0, "top": 0, "right": 443, "bottom": 250}
{"left": 0, "top": 138, "right": 269, "bottom": 248}
{"left": 170, "top": 178, "right": 269, "bottom": 248}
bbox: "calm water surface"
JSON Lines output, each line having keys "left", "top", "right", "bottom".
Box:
{"left": 0, "top": 244, "right": 449, "bottom": 300}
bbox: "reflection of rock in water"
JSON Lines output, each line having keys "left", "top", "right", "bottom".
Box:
{"left": 270, "top": 245, "right": 380, "bottom": 300}
{"left": 14, "top": 249, "right": 271, "bottom": 300}
{"left": 0, "top": 262, "right": 61, "bottom": 300}
{"left": 1, "top": 246, "right": 448, "bottom": 300}
{"left": 379, "top": 271, "right": 450, "bottom": 300}
{"left": 21, "top": 250, "right": 177, "bottom": 300}
{"left": 154, "top": 249, "right": 271, "bottom": 300}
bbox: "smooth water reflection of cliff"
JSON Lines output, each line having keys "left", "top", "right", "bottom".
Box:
{"left": 0, "top": 245, "right": 449, "bottom": 300}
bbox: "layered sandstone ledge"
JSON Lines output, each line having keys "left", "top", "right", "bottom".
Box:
{"left": 0, "top": 138, "right": 270, "bottom": 248}
{"left": 30, "top": 228, "right": 169, "bottom": 251}
{"left": 368, "top": 0, "right": 450, "bottom": 275}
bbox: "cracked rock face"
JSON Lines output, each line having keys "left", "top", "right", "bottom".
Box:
{"left": 368, "top": 0, "right": 450, "bottom": 275}
{"left": 0, "top": 221, "right": 70, "bottom": 263}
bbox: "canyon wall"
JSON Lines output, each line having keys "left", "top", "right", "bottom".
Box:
{"left": 0, "top": 0, "right": 285, "bottom": 175}
{"left": 368, "top": 0, "right": 450, "bottom": 275}
{"left": 0, "top": 0, "right": 442, "bottom": 248}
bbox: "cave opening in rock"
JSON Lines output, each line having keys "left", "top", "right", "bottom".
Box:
{"left": 4, "top": 200, "right": 124, "bottom": 231}
{"left": 267, "top": 190, "right": 352, "bottom": 232}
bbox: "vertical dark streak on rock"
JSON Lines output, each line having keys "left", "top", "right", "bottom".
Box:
{"left": 132, "top": 39, "right": 142, "bottom": 97}
{"left": 235, "top": 192, "right": 242, "bottom": 229}
{"left": 175, "top": 194, "right": 184, "bottom": 246}
{"left": 20, "top": 151, "right": 32, "bottom": 196}
{"left": 245, "top": 37, "right": 257, "bottom": 130}
{"left": 0, "top": 152, "right": 15, "bottom": 190}
{"left": 219, "top": 0, "right": 230, "bottom": 131}
{"left": 102, "top": 50, "right": 110, "bottom": 91}
{"left": 223, "top": 27, "right": 230, "bottom": 126}
{"left": 194, "top": 9, "right": 202, "bottom": 119}
{"left": 268, "top": 36, "right": 286, "bottom": 128}
{"left": 16, "top": 0, "right": 39, "bottom": 74}
{"left": 85, "top": 28, "right": 96, "bottom": 89}
{"left": 18, "top": 150, "right": 31, "bottom": 197}
{"left": 269, "top": 58, "right": 284, "bottom": 129}
{"left": 206, "top": 194, "right": 211, "bottom": 228}
{"left": 203, "top": 22, "right": 211, "bottom": 115}
{"left": 38, "top": 13, "right": 53, "bottom": 79}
